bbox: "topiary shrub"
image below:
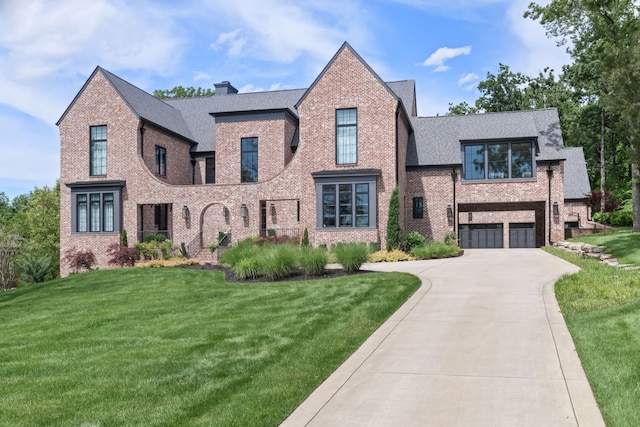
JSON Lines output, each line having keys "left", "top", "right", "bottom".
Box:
{"left": 332, "top": 242, "right": 369, "bottom": 273}
{"left": 301, "top": 227, "right": 310, "bottom": 247}
{"left": 298, "top": 246, "right": 328, "bottom": 275}
{"left": 405, "top": 231, "right": 426, "bottom": 251}
{"left": 386, "top": 186, "right": 402, "bottom": 251}
{"left": 120, "top": 229, "right": 128, "bottom": 247}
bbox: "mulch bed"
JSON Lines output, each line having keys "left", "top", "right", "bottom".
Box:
{"left": 179, "top": 263, "right": 370, "bottom": 283}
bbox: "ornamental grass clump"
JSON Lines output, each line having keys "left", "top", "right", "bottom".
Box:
{"left": 233, "top": 257, "right": 263, "bottom": 280}
{"left": 219, "top": 238, "right": 260, "bottom": 268}
{"left": 298, "top": 246, "right": 328, "bottom": 276}
{"left": 260, "top": 244, "right": 298, "bottom": 280}
{"left": 332, "top": 242, "right": 369, "bottom": 273}
{"left": 411, "top": 242, "right": 461, "bottom": 260}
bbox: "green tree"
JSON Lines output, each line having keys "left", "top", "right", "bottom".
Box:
{"left": 385, "top": 187, "right": 402, "bottom": 251}
{"left": 153, "top": 86, "right": 216, "bottom": 99}
{"left": 9, "top": 182, "right": 60, "bottom": 280}
{"left": 526, "top": 0, "right": 640, "bottom": 230}
{"left": 0, "top": 192, "right": 14, "bottom": 229}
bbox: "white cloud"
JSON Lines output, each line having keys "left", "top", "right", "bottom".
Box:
{"left": 0, "top": 0, "right": 186, "bottom": 124}
{"left": 193, "top": 71, "right": 212, "bottom": 82}
{"left": 423, "top": 46, "right": 472, "bottom": 72}
{"left": 457, "top": 72, "right": 480, "bottom": 91}
{"left": 504, "top": 0, "right": 571, "bottom": 75}
{"left": 210, "top": 29, "right": 247, "bottom": 57}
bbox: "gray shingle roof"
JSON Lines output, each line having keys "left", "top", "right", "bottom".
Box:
{"left": 98, "top": 67, "right": 195, "bottom": 143}
{"left": 387, "top": 80, "right": 417, "bottom": 117}
{"left": 165, "top": 89, "right": 305, "bottom": 152}
{"left": 407, "top": 108, "right": 566, "bottom": 166}
{"left": 563, "top": 147, "right": 591, "bottom": 199}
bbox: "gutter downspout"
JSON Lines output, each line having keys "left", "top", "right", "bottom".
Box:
{"left": 139, "top": 120, "right": 146, "bottom": 157}
{"left": 451, "top": 167, "right": 457, "bottom": 232}
{"left": 547, "top": 164, "right": 553, "bottom": 245}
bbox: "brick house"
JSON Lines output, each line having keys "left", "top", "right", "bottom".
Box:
{"left": 57, "top": 42, "right": 590, "bottom": 276}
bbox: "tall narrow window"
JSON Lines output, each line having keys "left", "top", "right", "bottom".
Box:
{"left": 90, "top": 194, "right": 101, "bottom": 232}
{"left": 155, "top": 146, "right": 166, "bottom": 176}
{"left": 241, "top": 137, "right": 258, "bottom": 182}
{"left": 412, "top": 197, "right": 424, "bottom": 219}
{"left": 339, "top": 184, "right": 353, "bottom": 227}
{"left": 464, "top": 144, "right": 485, "bottom": 180}
{"left": 77, "top": 194, "right": 87, "bottom": 232}
{"left": 205, "top": 155, "right": 215, "bottom": 184}
{"left": 355, "top": 183, "right": 369, "bottom": 226}
{"left": 103, "top": 193, "right": 114, "bottom": 232}
{"left": 322, "top": 185, "right": 336, "bottom": 227}
{"left": 336, "top": 108, "right": 357, "bottom": 164}
{"left": 90, "top": 125, "right": 107, "bottom": 176}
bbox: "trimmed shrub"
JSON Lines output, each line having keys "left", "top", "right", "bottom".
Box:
{"left": 120, "top": 229, "right": 128, "bottom": 247}
{"left": 260, "top": 244, "right": 298, "bottom": 280}
{"left": 64, "top": 248, "right": 97, "bottom": 273}
{"left": 301, "top": 227, "right": 310, "bottom": 247}
{"left": 332, "top": 242, "right": 369, "bottom": 273}
{"left": 298, "top": 246, "right": 328, "bottom": 275}
{"left": 219, "top": 238, "right": 260, "bottom": 268}
{"left": 411, "top": 242, "right": 461, "bottom": 260}
{"left": 20, "top": 254, "right": 51, "bottom": 284}
{"left": 143, "top": 233, "right": 166, "bottom": 243}
{"left": 368, "top": 250, "right": 415, "bottom": 263}
{"left": 107, "top": 243, "right": 139, "bottom": 267}
{"left": 386, "top": 186, "right": 402, "bottom": 250}
{"left": 405, "top": 231, "right": 426, "bottom": 251}
{"left": 368, "top": 242, "right": 379, "bottom": 253}
{"left": 134, "top": 240, "right": 173, "bottom": 260}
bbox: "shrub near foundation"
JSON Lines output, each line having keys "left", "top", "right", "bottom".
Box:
{"left": 260, "top": 244, "right": 298, "bottom": 280}
{"left": 411, "top": 242, "right": 461, "bottom": 259}
{"left": 298, "top": 246, "right": 328, "bottom": 276}
{"left": 332, "top": 242, "right": 369, "bottom": 273}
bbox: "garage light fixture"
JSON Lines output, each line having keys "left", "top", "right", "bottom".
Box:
{"left": 446, "top": 205, "right": 453, "bottom": 221}
{"left": 241, "top": 204, "right": 248, "bottom": 218}
{"left": 553, "top": 202, "right": 559, "bottom": 217}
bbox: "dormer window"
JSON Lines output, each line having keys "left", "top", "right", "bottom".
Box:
{"left": 463, "top": 141, "right": 534, "bottom": 181}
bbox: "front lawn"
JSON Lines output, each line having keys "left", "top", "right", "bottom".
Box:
{"left": 0, "top": 268, "right": 420, "bottom": 427}
{"left": 545, "top": 246, "right": 640, "bottom": 426}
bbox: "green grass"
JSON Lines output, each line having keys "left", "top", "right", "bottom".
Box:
{"left": 0, "top": 268, "right": 419, "bottom": 427}
{"left": 545, "top": 246, "right": 640, "bottom": 426}
{"left": 568, "top": 228, "right": 640, "bottom": 265}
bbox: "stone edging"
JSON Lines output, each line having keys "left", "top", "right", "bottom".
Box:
{"left": 553, "top": 241, "right": 639, "bottom": 270}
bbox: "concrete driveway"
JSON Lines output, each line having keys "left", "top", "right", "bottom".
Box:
{"left": 281, "top": 249, "right": 605, "bottom": 427}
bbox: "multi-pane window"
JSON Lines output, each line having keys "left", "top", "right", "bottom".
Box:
{"left": 413, "top": 197, "right": 424, "bottom": 219}
{"left": 75, "top": 192, "right": 115, "bottom": 233}
{"left": 205, "top": 155, "right": 215, "bottom": 184}
{"left": 155, "top": 146, "right": 166, "bottom": 176}
{"left": 463, "top": 141, "right": 534, "bottom": 180}
{"left": 241, "top": 137, "right": 258, "bottom": 182}
{"left": 90, "top": 125, "right": 107, "bottom": 176}
{"left": 336, "top": 108, "right": 357, "bottom": 164}
{"left": 321, "top": 182, "right": 370, "bottom": 228}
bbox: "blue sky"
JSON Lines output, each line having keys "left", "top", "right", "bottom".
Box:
{"left": 0, "top": 0, "right": 569, "bottom": 201}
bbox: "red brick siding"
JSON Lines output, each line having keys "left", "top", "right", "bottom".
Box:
{"left": 296, "top": 45, "right": 401, "bottom": 249}
{"left": 141, "top": 125, "right": 193, "bottom": 185}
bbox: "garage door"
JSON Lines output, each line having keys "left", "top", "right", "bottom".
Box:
{"left": 509, "top": 223, "right": 535, "bottom": 248}
{"left": 459, "top": 224, "right": 504, "bottom": 249}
